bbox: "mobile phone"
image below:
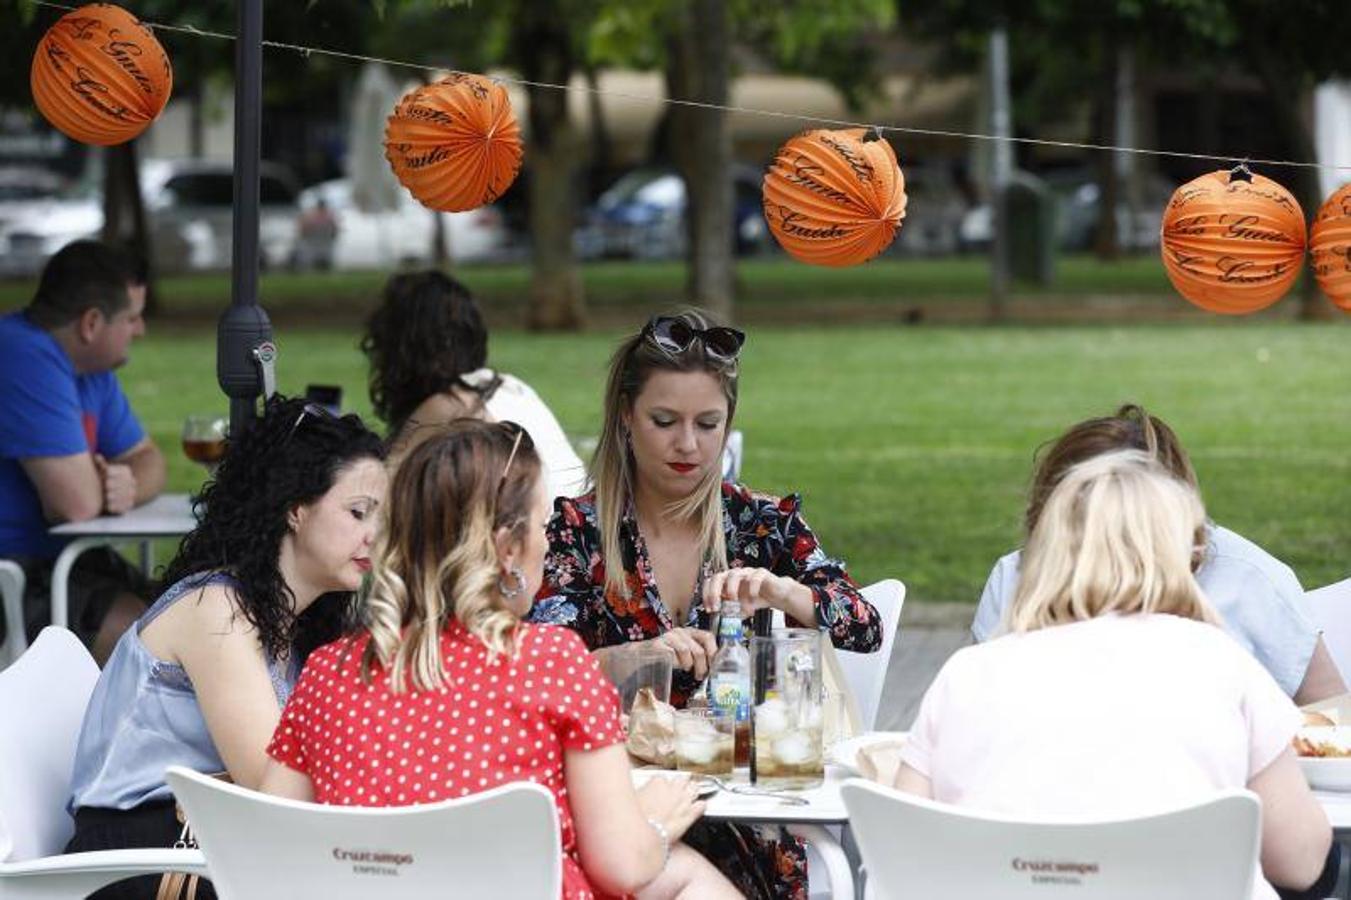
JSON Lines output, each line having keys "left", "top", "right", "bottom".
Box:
{"left": 304, "top": 384, "right": 343, "bottom": 416}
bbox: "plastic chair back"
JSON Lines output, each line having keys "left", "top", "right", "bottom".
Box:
{"left": 841, "top": 779, "right": 1261, "bottom": 900}
{"left": 837, "top": 579, "right": 905, "bottom": 730}
{"left": 166, "top": 767, "right": 562, "bottom": 900}
{"left": 0, "top": 627, "right": 99, "bottom": 862}
{"left": 1306, "top": 578, "right": 1351, "bottom": 682}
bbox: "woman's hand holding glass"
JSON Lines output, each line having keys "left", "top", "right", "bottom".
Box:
{"left": 652, "top": 628, "right": 718, "bottom": 680}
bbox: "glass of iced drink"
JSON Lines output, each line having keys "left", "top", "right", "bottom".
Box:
{"left": 673, "top": 708, "right": 735, "bottom": 777}
{"left": 750, "top": 629, "right": 825, "bottom": 789}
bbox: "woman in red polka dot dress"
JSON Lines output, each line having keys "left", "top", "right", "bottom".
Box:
{"left": 261, "top": 420, "right": 739, "bottom": 900}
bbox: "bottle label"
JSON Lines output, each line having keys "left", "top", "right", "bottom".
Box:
{"left": 711, "top": 678, "right": 750, "bottom": 723}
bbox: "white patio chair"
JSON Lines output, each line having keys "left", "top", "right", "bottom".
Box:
{"left": 773, "top": 578, "right": 906, "bottom": 731}
{"left": 841, "top": 779, "right": 1262, "bottom": 900}
{"left": 0, "top": 627, "right": 206, "bottom": 899}
{"left": 0, "top": 561, "right": 26, "bottom": 669}
{"left": 166, "top": 766, "right": 561, "bottom": 900}
{"left": 1306, "top": 578, "right": 1351, "bottom": 682}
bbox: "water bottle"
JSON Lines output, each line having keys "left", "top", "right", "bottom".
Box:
{"left": 707, "top": 599, "right": 752, "bottom": 766}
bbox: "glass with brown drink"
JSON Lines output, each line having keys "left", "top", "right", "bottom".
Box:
{"left": 182, "top": 415, "right": 228, "bottom": 469}
{"left": 673, "top": 708, "right": 735, "bottom": 777}
{"left": 750, "top": 629, "right": 825, "bottom": 790}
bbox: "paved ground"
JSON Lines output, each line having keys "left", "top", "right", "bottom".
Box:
{"left": 874, "top": 604, "right": 973, "bottom": 731}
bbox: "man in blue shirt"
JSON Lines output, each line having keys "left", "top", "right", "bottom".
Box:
{"left": 0, "top": 241, "right": 165, "bottom": 663}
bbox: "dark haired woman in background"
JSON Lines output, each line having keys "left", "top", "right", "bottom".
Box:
{"left": 361, "top": 270, "right": 585, "bottom": 499}
{"left": 64, "top": 397, "right": 386, "bottom": 899}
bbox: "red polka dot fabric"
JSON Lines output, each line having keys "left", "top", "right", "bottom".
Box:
{"left": 268, "top": 621, "right": 624, "bottom": 899}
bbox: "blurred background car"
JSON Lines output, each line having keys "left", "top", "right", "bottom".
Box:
{"left": 884, "top": 164, "right": 966, "bottom": 257}
{"left": 292, "top": 178, "right": 510, "bottom": 270}
{"left": 575, "top": 165, "right": 770, "bottom": 261}
{"left": 957, "top": 168, "right": 1176, "bottom": 252}
{"left": 0, "top": 158, "right": 301, "bottom": 277}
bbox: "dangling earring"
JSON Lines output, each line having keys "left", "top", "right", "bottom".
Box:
{"left": 498, "top": 566, "right": 527, "bottom": 600}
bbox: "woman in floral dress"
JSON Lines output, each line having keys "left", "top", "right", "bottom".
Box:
{"left": 531, "top": 312, "right": 882, "bottom": 899}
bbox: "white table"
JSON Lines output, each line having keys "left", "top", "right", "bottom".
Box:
{"left": 47, "top": 493, "right": 197, "bottom": 628}
{"left": 1317, "top": 791, "right": 1351, "bottom": 836}
{"left": 635, "top": 765, "right": 857, "bottom": 898}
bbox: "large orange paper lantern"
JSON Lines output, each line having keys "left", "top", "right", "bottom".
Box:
{"left": 1159, "top": 167, "right": 1306, "bottom": 315}
{"left": 762, "top": 128, "right": 907, "bottom": 267}
{"left": 1310, "top": 182, "right": 1351, "bottom": 313}
{"left": 384, "top": 73, "right": 522, "bottom": 213}
{"left": 30, "top": 3, "right": 172, "bottom": 146}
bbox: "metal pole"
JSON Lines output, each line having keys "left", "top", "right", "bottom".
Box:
{"left": 988, "top": 27, "right": 1012, "bottom": 322}
{"left": 218, "top": 0, "right": 274, "bottom": 441}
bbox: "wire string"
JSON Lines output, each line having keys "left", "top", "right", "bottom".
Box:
{"left": 31, "top": 0, "right": 1351, "bottom": 174}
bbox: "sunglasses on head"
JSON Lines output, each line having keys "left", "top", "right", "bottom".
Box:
{"left": 284, "top": 401, "right": 336, "bottom": 443}
{"left": 495, "top": 420, "right": 533, "bottom": 509}
{"left": 641, "top": 316, "right": 745, "bottom": 364}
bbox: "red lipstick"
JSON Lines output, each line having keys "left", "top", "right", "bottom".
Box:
{"left": 667, "top": 462, "right": 697, "bottom": 474}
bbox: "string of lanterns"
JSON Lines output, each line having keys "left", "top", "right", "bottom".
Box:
{"left": 25, "top": 2, "right": 1351, "bottom": 313}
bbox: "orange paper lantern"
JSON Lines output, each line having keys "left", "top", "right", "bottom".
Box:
{"left": 1310, "top": 182, "right": 1351, "bottom": 313}
{"left": 1159, "top": 167, "right": 1306, "bottom": 315}
{"left": 30, "top": 3, "right": 172, "bottom": 147}
{"left": 384, "top": 74, "right": 523, "bottom": 213}
{"left": 762, "top": 128, "right": 907, "bottom": 267}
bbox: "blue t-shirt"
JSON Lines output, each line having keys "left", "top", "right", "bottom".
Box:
{"left": 0, "top": 312, "right": 145, "bottom": 559}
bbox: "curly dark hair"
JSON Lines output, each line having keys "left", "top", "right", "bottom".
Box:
{"left": 360, "top": 270, "right": 501, "bottom": 435}
{"left": 159, "top": 396, "right": 386, "bottom": 662}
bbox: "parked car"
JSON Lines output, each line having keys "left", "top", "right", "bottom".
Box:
{"left": 575, "top": 166, "right": 770, "bottom": 261}
{"left": 0, "top": 158, "right": 301, "bottom": 277}
{"left": 957, "top": 169, "right": 1175, "bottom": 252}
{"left": 883, "top": 164, "right": 966, "bottom": 258}
{"left": 292, "top": 178, "right": 510, "bottom": 271}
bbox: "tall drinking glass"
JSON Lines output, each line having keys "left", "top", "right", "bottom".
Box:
{"left": 750, "top": 628, "right": 824, "bottom": 789}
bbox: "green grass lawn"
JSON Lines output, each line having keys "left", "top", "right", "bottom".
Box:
{"left": 1, "top": 254, "right": 1222, "bottom": 327}
{"left": 127, "top": 321, "right": 1351, "bottom": 607}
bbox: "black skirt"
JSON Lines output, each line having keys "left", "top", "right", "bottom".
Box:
{"left": 66, "top": 802, "right": 217, "bottom": 900}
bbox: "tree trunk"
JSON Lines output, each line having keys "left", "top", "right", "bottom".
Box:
{"left": 582, "top": 62, "right": 612, "bottom": 196}
{"left": 101, "top": 141, "right": 158, "bottom": 315}
{"left": 1092, "top": 35, "right": 1121, "bottom": 261}
{"left": 516, "top": 1, "right": 585, "bottom": 331}
{"left": 1245, "top": 46, "right": 1332, "bottom": 320}
{"left": 666, "top": 0, "right": 734, "bottom": 322}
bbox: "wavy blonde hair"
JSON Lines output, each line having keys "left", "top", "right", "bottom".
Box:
{"left": 1006, "top": 449, "right": 1219, "bottom": 634}
{"left": 591, "top": 310, "right": 739, "bottom": 599}
{"left": 361, "top": 419, "right": 541, "bottom": 692}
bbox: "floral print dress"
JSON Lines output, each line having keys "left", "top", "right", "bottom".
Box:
{"left": 531, "top": 481, "right": 882, "bottom": 899}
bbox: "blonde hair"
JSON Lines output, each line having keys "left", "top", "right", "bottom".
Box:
{"left": 361, "top": 419, "right": 541, "bottom": 692}
{"left": 1006, "top": 449, "right": 1218, "bottom": 634}
{"left": 592, "top": 310, "right": 738, "bottom": 599}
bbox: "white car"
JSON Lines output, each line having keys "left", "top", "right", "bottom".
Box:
{"left": 0, "top": 158, "right": 302, "bottom": 276}
{"left": 292, "top": 178, "right": 509, "bottom": 271}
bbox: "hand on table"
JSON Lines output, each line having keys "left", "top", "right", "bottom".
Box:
{"left": 93, "top": 454, "right": 136, "bottom": 515}
{"left": 652, "top": 629, "right": 718, "bottom": 680}
{"left": 636, "top": 772, "right": 705, "bottom": 842}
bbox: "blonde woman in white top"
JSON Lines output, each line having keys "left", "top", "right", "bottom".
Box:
{"left": 898, "top": 451, "right": 1331, "bottom": 900}
{"left": 361, "top": 270, "right": 586, "bottom": 499}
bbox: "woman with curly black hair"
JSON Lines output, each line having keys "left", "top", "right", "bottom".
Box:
{"left": 361, "top": 270, "right": 585, "bottom": 499}
{"left": 64, "top": 396, "right": 386, "bottom": 900}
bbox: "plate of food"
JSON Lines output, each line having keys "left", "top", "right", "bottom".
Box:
{"left": 1294, "top": 711, "right": 1351, "bottom": 791}
{"left": 827, "top": 732, "right": 908, "bottom": 776}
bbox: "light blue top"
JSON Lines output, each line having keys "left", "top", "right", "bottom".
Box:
{"left": 68, "top": 572, "right": 299, "bottom": 811}
{"left": 970, "top": 524, "right": 1319, "bottom": 697}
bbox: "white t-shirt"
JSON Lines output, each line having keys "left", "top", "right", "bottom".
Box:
{"left": 971, "top": 524, "right": 1319, "bottom": 696}
{"left": 903, "top": 614, "right": 1301, "bottom": 900}
{"left": 463, "top": 369, "right": 588, "bottom": 502}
